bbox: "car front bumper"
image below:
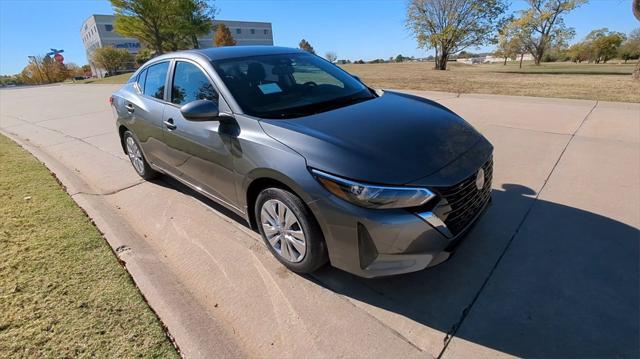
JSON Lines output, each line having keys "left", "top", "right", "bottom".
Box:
{"left": 307, "top": 186, "right": 491, "bottom": 278}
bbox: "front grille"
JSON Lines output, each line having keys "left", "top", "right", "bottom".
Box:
{"left": 433, "top": 158, "right": 493, "bottom": 236}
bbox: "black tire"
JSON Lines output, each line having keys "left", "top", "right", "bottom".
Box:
{"left": 255, "top": 188, "right": 328, "bottom": 273}
{"left": 123, "top": 130, "right": 158, "bottom": 180}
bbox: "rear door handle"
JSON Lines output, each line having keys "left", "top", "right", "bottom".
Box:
{"left": 125, "top": 103, "right": 135, "bottom": 113}
{"left": 163, "top": 118, "right": 177, "bottom": 130}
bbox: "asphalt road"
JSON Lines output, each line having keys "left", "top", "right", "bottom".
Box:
{"left": 1, "top": 84, "right": 638, "bottom": 358}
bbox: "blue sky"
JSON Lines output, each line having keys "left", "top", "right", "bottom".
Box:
{"left": 0, "top": 0, "right": 637, "bottom": 75}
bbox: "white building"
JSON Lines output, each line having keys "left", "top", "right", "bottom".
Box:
{"left": 81, "top": 15, "right": 274, "bottom": 77}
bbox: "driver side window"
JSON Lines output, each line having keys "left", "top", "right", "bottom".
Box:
{"left": 171, "top": 61, "right": 218, "bottom": 106}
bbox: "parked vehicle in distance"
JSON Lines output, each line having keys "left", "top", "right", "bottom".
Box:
{"left": 111, "top": 46, "right": 493, "bottom": 278}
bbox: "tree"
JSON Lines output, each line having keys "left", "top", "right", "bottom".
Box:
{"left": 633, "top": 1, "right": 640, "bottom": 80}
{"left": 514, "top": 0, "right": 585, "bottom": 66}
{"left": 214, "top": 23, "right": 236, "bottom": 46}
{"left": 496, "top": 20, "right": 527, "bottom": 67}
{"left": 299, "top": 39, "right": 315, "bottom": 54}
{"left": 395, "top": 54, "right": 405, "bottom": 62}
{"left": 65, "top": 63, "right": 84, "bottom": 78}
{"left": 80, "top": 64, "right": 92, "bottom": 77}
{"left": 111, "top": 0, "right": 172, "bottom": 54}
{"left": 406, "top": 0, "right": 508, "bottom": 70}
{"left": 174, "top": 0, "right": 217, "bottom": 49}
{"left": 325, "top": 51, "right": 337, "bottom": 63}
{"left": 135, "top": 47, "right": 154, "bottom": 65}
{"left": 618, "top": 28, "right": 640, "bottom": 63}
{"left": 111, "top": 0, "right": 215, "bottom": 53}
{"left": 91, "top": 47, "right": 133, "bottom": 76}
{"left": 585, "top": 28, "right": 625, "bottom": 63}
{"left": 567, "top": 41, "right": 592, "bottom": 63}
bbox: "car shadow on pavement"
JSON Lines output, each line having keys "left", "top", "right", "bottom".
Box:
{"left": 150, "top": 176, "right": 251, "bottom": 229}
{"left": 148, "top": 175, "right": 639, "bottom": 357}
{"left": 311, "top": 184, "right": 639, "bottom": 358}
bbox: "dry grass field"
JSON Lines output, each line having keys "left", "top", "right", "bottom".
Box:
{"left": 341, "top": 61, "right": 640, "bottom": 103}
{"left": 80, "top": 61, "right": 640, "bottom": 103}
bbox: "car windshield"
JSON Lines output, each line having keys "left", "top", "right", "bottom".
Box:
{"left": 212, "top": 52, "right": 375, "bottom": 119}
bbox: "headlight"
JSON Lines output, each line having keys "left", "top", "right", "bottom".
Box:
{"left": 311, "top": 169, "right": 435, "bottom": 209}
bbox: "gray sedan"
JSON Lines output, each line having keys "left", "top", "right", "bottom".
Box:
{"left": 111, "top": 46, "right": 493, "bottom": 278}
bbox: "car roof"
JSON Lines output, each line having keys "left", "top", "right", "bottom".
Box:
{"left": 181, "top": 46, "right": 304, "bottom": 61}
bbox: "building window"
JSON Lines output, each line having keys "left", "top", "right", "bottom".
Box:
{"left": 250, "top": 29, "right": 255, "bottom": 34}
{"left": 105, "top": 24, "right": 113, "bottom": 32}
{"left": 263, "top": 29, "right": 268, "bottom": 35}
{"left": 236, "top": 28, "right": 241, "bottom": 34}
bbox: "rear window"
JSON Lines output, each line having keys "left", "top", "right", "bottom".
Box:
{"left": 136, "top": 68, "right": 147, "bottom": 92}
{"left": 143, "top": 62, "right": 169, "bottom": 100}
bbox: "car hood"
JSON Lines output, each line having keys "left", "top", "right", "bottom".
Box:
{"left": 259, "top": 91, "right": 486, "bottom": 185}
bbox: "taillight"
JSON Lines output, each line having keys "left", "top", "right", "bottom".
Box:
{"left": 109, "top": 96, "right": 114, "bottom": 106}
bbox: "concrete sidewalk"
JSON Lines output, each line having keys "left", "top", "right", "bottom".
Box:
{"left": 1, "top": 85, "right": 638, "bottom": 358}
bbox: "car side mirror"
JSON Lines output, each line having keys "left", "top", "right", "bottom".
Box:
{"left": 180, "top": 99, "right": 219, "bottom": 121}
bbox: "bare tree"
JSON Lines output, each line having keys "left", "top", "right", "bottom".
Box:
{"left": 633, "top": 0, "right": 640, "bottom": 80}
{"left": 325, "top": 51, "right": 337, "bottom": 63}
{"left": 515, "top": 0, "right": 586, "bottom": 65}
{"left": 406, "top": 0, "right": 508, "bottom": 70}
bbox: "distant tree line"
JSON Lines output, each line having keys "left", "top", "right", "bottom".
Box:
{"left": 8, "top": 56, "right": 90, "bottom": 86}
{"left": 568, "top": 28, "right": 639, "bottom": 63}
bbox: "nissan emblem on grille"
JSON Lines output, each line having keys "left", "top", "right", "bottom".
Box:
{"left": 475, "top": 168, "right": 485, "bottom": 190}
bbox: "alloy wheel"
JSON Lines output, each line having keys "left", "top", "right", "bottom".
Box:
{"left": 260, "top": 199, "right": 307, "bottom": 262}
{"left": 125, "top": 136, "right": 145, "bottom": 175}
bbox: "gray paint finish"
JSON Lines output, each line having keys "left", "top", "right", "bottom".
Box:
{"left": 111, "top": 47, "right": 493, "bottom": 277}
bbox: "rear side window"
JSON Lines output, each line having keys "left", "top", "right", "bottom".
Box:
{"left": 136, "top": 68, "right": 147, "bottom": 91}
{"left": 143, "top": 62, "right": 169, "bottom": 100}
{"left": 171, "top": 61, "right": 218, "bottom": 105}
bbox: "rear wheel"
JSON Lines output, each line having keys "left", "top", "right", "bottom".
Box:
{"left": 255, "top": 188, "right": 328, "bottom": 273}
{"left": 123, "top": 130, "right": 158, "bottom": 180}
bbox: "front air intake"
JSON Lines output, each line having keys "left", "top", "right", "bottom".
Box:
{"left": 357, "top": 223, "right": 378, "bottom": 270}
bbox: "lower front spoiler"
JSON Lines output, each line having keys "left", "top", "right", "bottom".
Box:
{"left": 359, "top": 197, "right": 491, "bottom": 278}
{"left": 311, "top": 193, "right": 492, "bottom": 279}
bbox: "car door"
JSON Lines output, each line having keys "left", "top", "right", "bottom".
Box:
{"left": 160, "top": 59, "right": 240, "bottom": 210}
{"left": 125, "top": 61, "right": 171, "bottom": 169}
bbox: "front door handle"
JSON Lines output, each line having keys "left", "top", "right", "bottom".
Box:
{"left": 163, "top": 118, "right": 177, "bottom": 130}
{"left": 125, "top": 103, "right": 135, "bottom": 113}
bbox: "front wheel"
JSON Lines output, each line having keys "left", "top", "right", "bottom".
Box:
{"left": 123, "top": 130, "right": 158, "bottom": 180}
{"left": 255, "top": 188, "right": 328, "bottom": 273}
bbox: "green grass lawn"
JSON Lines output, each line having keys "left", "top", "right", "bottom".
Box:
{"left": 0, "top": 135, "right": 178, "bottom": 357}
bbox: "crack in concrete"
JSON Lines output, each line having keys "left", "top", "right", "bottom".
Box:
{"left": 70, "top": 180, "right": 146, "bottom": 197}
{"left": 437, "top": 100, "right": 600, "bottom": 358}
